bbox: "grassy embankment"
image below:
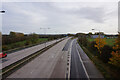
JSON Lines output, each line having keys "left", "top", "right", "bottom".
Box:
{"left": 3, "top": 38, "right": 48, "bottom": 52}
{"left": 79, "top": 38, "right": 120, "bottom": 79}
{"left": 6, "top": 38, "right": 48, "bottom": 47}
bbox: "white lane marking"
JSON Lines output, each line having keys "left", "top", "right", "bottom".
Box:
{"left": 67, "top": 39, "right": 74, "bottom": 79}
{"left": 76, "top": 43, "right": 90, "bottom": 80}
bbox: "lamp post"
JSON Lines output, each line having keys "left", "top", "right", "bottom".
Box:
{"left": 40, "top": 27, "right": 50, "bottom": 47}
{"left": 0, "top": 10, "right": 5, "bottom": 52}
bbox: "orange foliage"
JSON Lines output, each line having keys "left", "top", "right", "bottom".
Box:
{"left": 94, "top": 38, "right": 106, "bottom": 54}
{"left": 109, "top": 51, "right": 120, "bottom": 67}
{"left": 109, "top": 34, "right": 120, "bottom": 67}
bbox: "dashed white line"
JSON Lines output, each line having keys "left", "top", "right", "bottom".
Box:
{"left": 67, "top": 39, "right": 74, "bottom": 79}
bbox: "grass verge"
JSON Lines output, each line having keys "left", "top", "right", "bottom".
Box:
{"left": 3, "top": 38, "right": 48, "bottom": 54}
{"left": 80, "top": 45, "right": 120, "bottom": 80}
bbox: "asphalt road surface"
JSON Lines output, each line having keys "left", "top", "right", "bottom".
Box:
{"left": 1, "top": 38, "right": 63, "bottom": 69}
{"left": 5, "top": 38, "right": 104, "bottom": 79}
{"left": 70, "top": 39, "right": 88, "bottom": 79}
{"left": 7, "top": 38, "right": 71, "bottom": 78}
{"left": 70, "top": 39, "right": 104, "bottom": 79}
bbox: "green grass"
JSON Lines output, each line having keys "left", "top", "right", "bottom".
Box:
{"left": 88, "top": 38, "right": 116, "bottom": 46}
{"left": 38, "top": 38, "right": 48, "bottom": 42}
{"left": 8, "top": 38, "right": 48, "bottom": 47}
{"left": 105, "top": 39, "right": 116, "bottom": 46}
{"left": 3, "top": 38, "right": 48, "bottom": 51}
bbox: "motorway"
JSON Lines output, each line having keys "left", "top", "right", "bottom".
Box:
{"left": 70, "top": 39, "right": 88, "bottom": 79}
{"left": 1, "top": 38, "right": 63, "bottom": 69}
{"left": 5, "top": 38, "right": 104, "bottom": 79}
{"left": 70, "top": 39, "right": 103, "bottom": 79}
{"left": 7, "top": 38, "right": 70, "bottom": 78}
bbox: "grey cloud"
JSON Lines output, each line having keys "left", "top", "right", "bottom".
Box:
{"left": 2, "top": 2, "right": 118, "bottom": 34}
{"left": 78, "top": 7, "right": 105, "bottom": 23}
{"left": 59, "top": 7, "right": 105, "bottom": 23}
{"left": 50, "top": 2, "right": 106, "bottom": 23}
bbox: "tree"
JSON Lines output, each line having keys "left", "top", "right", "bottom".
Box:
{"left": 94, "top": 37, "right": 106, "bottom": 54}
{"left": 109, "top": 33, "right": 120, "bottom": 68}
{"left": 88, "top": 32, "right": 92, "bottom": 38}
{"left": 16, "top": 33, "right": 24, "bottom": 37}
{"left": 78, "top": 33, "right": 88, "bottom": 47}
{"left": 88, "top": 32, "right": 92, "bottom": 35}
{"left": 29, "top": 33, "right": 39, "bottom": 43}
{"left": 10, "top": 31, "right": 16, "bottom": 37}
{"left": 94, "top": 32, "right": 104, "bottom": 35}
{"left": 76, "top": 33, "right": 85, "bottom": 37}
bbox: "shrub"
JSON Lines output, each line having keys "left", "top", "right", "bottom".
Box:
{"left": 100, "top": 45, "right": 113, "bottom": 63}
{"left": 78, "top": 37, "right": 88, "bottom": 47}
{"left": 11, "top": 43, "right": 23, "bottom": 49}
{"left": 25, "top": 40, "right": 31, "bottom": 45}
{"left": 109, "top": 33, "right": 120, "bottom": 68}
{"left": 94, "top": 38, "right": 106, "bottom": 54}
{"left": 88, "top": 41, "right": 98, "bottom": 55}
{"left": 48, "top": 37, "right": 54, "bottom": 41}
{"left": 2, "top": 45, "right": 10, "bottom": 51}
{"left": 109, "top": 51, "right": 120, "bottom": 68}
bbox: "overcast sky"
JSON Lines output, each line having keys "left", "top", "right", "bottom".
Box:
{"left": 1, "top": 1, "right": 119, "bottom": 34}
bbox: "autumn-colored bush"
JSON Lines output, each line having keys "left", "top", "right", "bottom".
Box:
{"left": 109, "top": 51, "right": 120, "bottom": 68}
{"left": 109, "top": 34, "right": 120, "bottom": 68}
{"left": 94, "top": 38, "right": 106, "bottom": 54}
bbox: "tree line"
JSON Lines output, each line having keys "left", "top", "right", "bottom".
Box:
{"left": 2, "top": 31, "right": 65, "bottom": 51}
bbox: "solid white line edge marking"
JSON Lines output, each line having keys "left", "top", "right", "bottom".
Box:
{"left": 76, "top": 41, "right": 90, "bottom": 80}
